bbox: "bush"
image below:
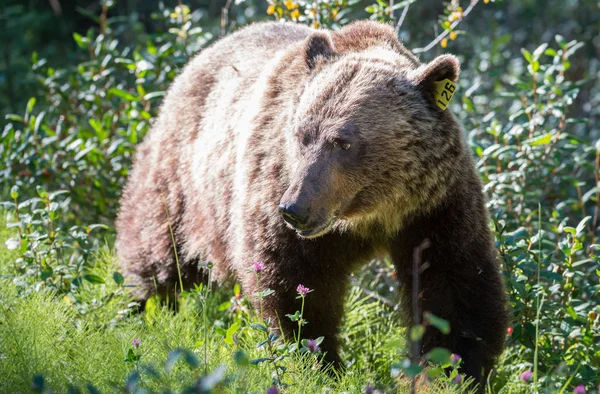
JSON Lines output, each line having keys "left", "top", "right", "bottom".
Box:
{"left": 1, "top": 0, "right": 600, "bottom": 393}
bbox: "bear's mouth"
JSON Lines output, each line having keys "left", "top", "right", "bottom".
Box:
{"left": 297, "top": 216, "right": 337, "bottom": 239}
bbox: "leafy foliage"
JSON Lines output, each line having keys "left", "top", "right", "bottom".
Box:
{"left": 1, "top": 0, "right": 600, "bottom": 393}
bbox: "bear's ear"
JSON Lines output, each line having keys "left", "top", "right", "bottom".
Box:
{"left": 411, "top": 55, "right": 460, "bottom": 110}
{"left": 303, "top": 32, "right": 336, "bottom": 70}
{"left": 413, "top": 54, "right": 460, "bottom": 88}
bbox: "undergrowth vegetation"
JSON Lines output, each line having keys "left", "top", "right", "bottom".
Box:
{"left": 1, "top": 0, "right": 599, "bottom": 393}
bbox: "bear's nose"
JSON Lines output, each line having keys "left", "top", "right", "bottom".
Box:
{"left": 279, "top": 203, "right": 310, "bottom": 229}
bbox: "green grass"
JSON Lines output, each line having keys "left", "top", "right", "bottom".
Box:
{"left": 0, "top": 211, "right": 530, "bottom": 394}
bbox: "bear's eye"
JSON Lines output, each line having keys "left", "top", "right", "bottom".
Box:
{"left": 332, "top": 139, "right": 351, "bottom": 150}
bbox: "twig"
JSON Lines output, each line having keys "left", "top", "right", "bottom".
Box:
{"left": 538, "top": 113, "right": 567, "bottom": 164}
{"left": 395, "top": 1, "right": 411, "bottom": 35}
{"left": 410, "top": 238, "right": 431, "bottom": 394}
{"left": 591, "top": 149, "right": 600, "bottom": 249}
{"left": 412, "top": 0, "right": 479, "bottom": 54}
{"left": 220, "top": 0, "right": 234, "bottom": 37}
{"left": 49, "top": 0, "right": 62, "bottom": 16}
{"left": 161, "top": 193, "right": 184, "bottom": 294}
{"left": 100, "top": 4, "right": 108, "bottom": 35}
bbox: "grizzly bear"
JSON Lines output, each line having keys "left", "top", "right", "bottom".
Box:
{"left": 116, "top": 20, "right": 509, "bottom": 389}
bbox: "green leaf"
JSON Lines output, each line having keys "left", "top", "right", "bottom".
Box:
{"left": 113, "top": 271, "right": 124, "bottom": 285}
{"left": 5, "top": 238, "right": 20, "bottom": 250}
{"left": 425, "top": 347, "right": 452, "bottom": 364}
{"left": 26, "top": 97, "right": 36, "bottom": 116}
{"left": 88, "top": 224, "right": 109, "bottom": 232}
{"left": 10, "top": 185, "right": 19, "bottom": 200}
{"left": 33, "top": 111, "right": 45, "bottom": 133}
{"left": 233, "top": 350, "right": 249, "bottom": 366}
{"left": 526, "top": 133, "right": 553, "bottom": 146}
{"left": 31, "top": 375, "right": 45, "bottom": 391}
{"left": 108, "top": 88, "right": 139, "bottom": 101}
{"left": 403, "top": 363, "right": 423, "bottom": 377}
{"left": 286, "top": 311, "right": 301, "bottom": 322}
{"left": 89, "top": 119, "right": 106, "bottom": 140}
{"left": 124, "top": 348, "right": 141, "bottom": 363}
{"left": 36, "top": 186, "right": 49, "bottom": 199}
{"left": 575, "top": 216, "right": 591, "bottom": 236}
{"left": 165, "top": 348, "right": 199, "bottom": 372}
{"left": 202, "top": 365, "right": 226, "bottom": 389}
{"left": 73, "top": 33, "right": 89, "bottom": 49}
{"left": 5, "top": 114, "right": 23, "bottom": 122}
{"left": 41, "top": 266, "right": 53, "bottom": 281}
{"left": 251, "top": 323, "right": 267, "bottom": 332}
{"left": 521, "top": 48, "right": 533, "bottom": 63}
{"left": 224, "top": 321, "right": 241, "bottom": 345}
{"left": 143, "top": 91, "right": 165, "bottom": 100}
{"left": 532, "top": 43, "right": 548, "bottom": 60}
{"left": 249, "top": 357, "right": 272, "bottom": 365}
{"left": 84, "top": 274, "right": 105, "bottom": 284}
{"left": 425, "top": 366, "right": 444, "bottom": 379}
{"left": 410, "top": 324, "right": 425, "bottom": 342}
{"left": 145, "top": 295, "right": 160, "bottom": 325}
{"left": 426, "top": 313, "right": 451, "bottom": 334}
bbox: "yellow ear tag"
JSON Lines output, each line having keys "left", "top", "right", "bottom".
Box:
{"left": 432, "top": 79, "right": 457, "bottom": 111}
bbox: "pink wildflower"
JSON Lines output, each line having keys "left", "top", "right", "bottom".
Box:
{"left": 520, "top": 370, "right": 533, "bottom": 383}
{"left": 296, "top": 284, "right": 310, "bottom": 296}
{"left": 252, "top": 260, "right": 265, "bottom": 273}
{"left": 266, "top": 386, "right": 279, "bottom": 394}
{"left": 306, "top": 339, "right": 320, "bottom": 353}
{"left": 574, "top": 385, "right": 586, "bottom": 394}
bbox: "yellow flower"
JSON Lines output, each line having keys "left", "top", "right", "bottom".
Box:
{"left": 441, "top": 38, "right": 448, "bottom": 48}
{"left": 331, "top": 8, "right": 338, "bottom": 19}
{"left": 267, "top": 4, "right": 276, "bottom": 14}
{"left": 443, "top": 20, "right": 451, "bottom": 28}
{"left": 484, "top": 0, "right": 490, "bottom": 3}
{"left": 291, "top": 9, "right": 301, "bottom": 19}
{"left": 450, "top": 11, "right": 463, "bottom": 21}
{"left": 313, "top": 20, "right": 320, "bottom": 28}
{"left": 450, "top": 31, "right": 458, "bottom": 40}
{"left": 284, "top": 0, "right": 297, "bottom": 10}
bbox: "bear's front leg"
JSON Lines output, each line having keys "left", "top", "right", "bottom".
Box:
{"left": 247, "top": 258, "right": 349, "bottom": 369}
{"left": 391, "top": 180, "right": 509, "bottom": 392}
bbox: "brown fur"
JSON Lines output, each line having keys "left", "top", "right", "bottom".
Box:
{"left": 116, "top": 21, "right": 509, "bottom": 390}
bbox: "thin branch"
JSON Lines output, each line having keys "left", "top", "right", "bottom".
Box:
{"left": 220, "top": 0, "right": 234, "bottom": 37}
{"left": 161, "top": 193, "right": 184, "bottom": 294}
{"left": 591, "top": 150, "right": 600, "bottom": 250}
{"left": 395, "top": 1, "right": 411, "bottom": 35}
{"left": 410, "top": 238, "right": 431, "bottom": 394}
{"left": 412, "top": 0, "right": 479, "bottom": 54}
{"left": 49, "top": 0, "right": 63, "bottom": 16}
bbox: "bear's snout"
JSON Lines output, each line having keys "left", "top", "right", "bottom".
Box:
{"left": 279, "top": 202, "right": 310, "bottom": 230}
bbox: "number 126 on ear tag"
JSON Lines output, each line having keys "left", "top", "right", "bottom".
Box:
{"left": 433, "top": 79, "right": 457, "bottom": 111}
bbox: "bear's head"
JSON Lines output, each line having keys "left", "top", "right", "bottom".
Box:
{"left": 279, "top": 31, "right": 465, "bottom": 238}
